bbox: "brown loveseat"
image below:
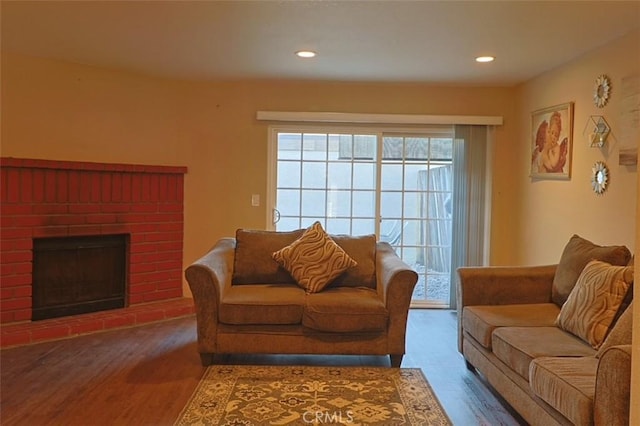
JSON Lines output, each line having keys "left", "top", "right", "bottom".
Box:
{"left": 457, "top": 235, "right": 634, "bottom": 426}
{"left": 185, "top": 227, "right": 418, "bottom": 367}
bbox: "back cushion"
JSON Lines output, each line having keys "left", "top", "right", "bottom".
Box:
{"left": 552, "top": 234, "right": 631, "bottom": 306}
{"left": 329, "top": 234, "right": 377, "bottom": 289}
{"left": 232, "top": 228, "right": 377, "bottom": 288}
{"left": 613, "top": 255, "right": 635, "bottom": 327}
{"left": 232, "top": 228, "right": 304, "bottom": 284}
{"left": 596, "top": 300, "right": 634, "bottom": 358}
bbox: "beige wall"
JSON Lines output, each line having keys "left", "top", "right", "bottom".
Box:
{"left": 513, "top": 29, "right": 638, "bottom": 264}
{"left": 1, "top": 54, "right": 191, "bottom": 167}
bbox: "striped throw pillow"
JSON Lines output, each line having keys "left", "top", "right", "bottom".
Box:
{"left": 272, "top": 222, "right": 357, "bottom": 293}
{"left": 555, "top": 260, "right": 633, "bottom": 349}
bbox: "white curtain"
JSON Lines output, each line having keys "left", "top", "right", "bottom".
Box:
{"left": 449, "top": 125, "right": 492, "bottom": 308}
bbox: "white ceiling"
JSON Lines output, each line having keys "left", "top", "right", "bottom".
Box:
{"left": 2, "top": 1, "right": 639, "bottom": 86}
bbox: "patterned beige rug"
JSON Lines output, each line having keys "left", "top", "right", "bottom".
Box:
{"left": 175, "top": 365, "right": 451, "bottom": 425}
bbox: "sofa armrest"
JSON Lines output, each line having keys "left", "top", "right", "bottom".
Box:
{"left": 594, "top": 345, "right": 631, "bottom": 426}
{"left": 184, "top": 238, "right": 235, "bottom": 354}
{"left": 376, "top": 242, "right": 418, "bottom": 354}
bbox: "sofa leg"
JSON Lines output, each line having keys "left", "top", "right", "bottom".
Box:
{"left": 390, "top": 354, "right": 403, "bottom": 367}
{"left": 199, "top": 353, "right": 215, "bottom": 366}
{"left": 200, "top": 353, "right": 230, "bottom": 366}
{"left": 465, "top": 359, "right": 476, "bottom": 372}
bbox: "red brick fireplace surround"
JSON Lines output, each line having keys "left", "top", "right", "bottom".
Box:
{"left": 1, "top": 157, "right": 194, "bottom": 348}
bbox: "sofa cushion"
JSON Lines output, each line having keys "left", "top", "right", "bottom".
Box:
{"left": 529, "top": 356, "right": 598, "bottom": 426}
{"left": 556, "top": 260, "right": 633, "bottom": 349}
{"left": 273, "top": 222, "right": 358, "bottom": 293}
{"left": 329, "top": 234, "right": 377, "bottom": 289}
{"left": 462, "top": 303, "right": 560, "bottom": 349}
{"left": 219, "top": 284, "right": 306, "bottom": 325}
{"left": 232, "top": 228, "right": 305, "bottom": 285}
{"left": 303, "top": 287, "right": 388, "bottom": 332}
{"left": 491, "top": 326, "right": 595, "bottom": 380}
{"left": 597, "top": 301, "right": 634, "bottom": 358}
{"left": 551, "top": 234, "right": 631, "bottom": 307}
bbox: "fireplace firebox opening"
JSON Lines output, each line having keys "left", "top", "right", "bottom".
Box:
{"left": 32, "top": 234, "right": 128, "bottom": 321}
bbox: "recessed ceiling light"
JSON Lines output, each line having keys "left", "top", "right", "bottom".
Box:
{"left": 296, "top": 50, "right": 317, "bottom": 58}
{"left": 476, "top": 56, "right": 495, "bottom": 63}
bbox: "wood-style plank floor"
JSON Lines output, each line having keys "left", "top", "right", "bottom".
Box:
{"left": 1, "top": 309, "right": 526, "bottom": 426}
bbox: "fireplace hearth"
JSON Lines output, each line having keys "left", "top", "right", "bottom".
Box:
{"left": 32, "top": 234, "right": 128, "bottom": 321}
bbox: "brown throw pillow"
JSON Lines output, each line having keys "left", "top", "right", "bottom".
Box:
{"left": 272, "top": 221, "right": 357, "bottom": 293}
{"left": 555, "top": 260, "right": 633, "bottom": 349}
{"left": 551, "top": 234, "right": 631, "bottom": 306}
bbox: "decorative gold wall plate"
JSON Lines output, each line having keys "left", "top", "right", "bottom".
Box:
{"left": 593, "top": 75, "right": 611, "bottom": 108}
{"left": 587, "top": 115, "right": 610, "bottom": 147}
{"left": 591, "top": 161, "right": 609, "bottom": 194}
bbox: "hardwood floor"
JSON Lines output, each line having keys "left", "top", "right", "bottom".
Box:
{"left": 1, "top": 309, "right": 526, "bottom": 426}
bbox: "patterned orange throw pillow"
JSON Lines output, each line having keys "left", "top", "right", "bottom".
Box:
{"left": 555, "top": 260, "right": 633, "bottom": 349}
{"left": 272, "top": 222, "right": 357, "bottom": 293}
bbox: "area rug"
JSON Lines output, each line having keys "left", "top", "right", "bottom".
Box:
{"left": 175, "top": 365, "right": 451, "bottom": 425}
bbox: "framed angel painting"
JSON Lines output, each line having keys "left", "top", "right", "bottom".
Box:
{"left": 530, "top": 102, "right": 573, "bottom": 179}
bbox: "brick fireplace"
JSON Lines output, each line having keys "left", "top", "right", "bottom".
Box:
{"left": 0, "top": 158, "right": 194, "bottom": 347}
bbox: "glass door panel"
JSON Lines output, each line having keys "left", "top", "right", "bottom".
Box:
{"left": 274, "top": 132, "right": 377, "bottom": 235}
{"left": 379, "top": 135, "right": 453, "bottom": 307}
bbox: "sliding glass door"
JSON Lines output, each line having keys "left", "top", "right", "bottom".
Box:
{"left": 269, "top": 127, "right": 453, "bottom": 307}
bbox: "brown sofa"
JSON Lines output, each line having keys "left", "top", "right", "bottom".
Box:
{"left": 457, "top": 235, "right": 634, "bottom": 426}
{"left": 185, "top": 228, "right": 418, "bottom": 367}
